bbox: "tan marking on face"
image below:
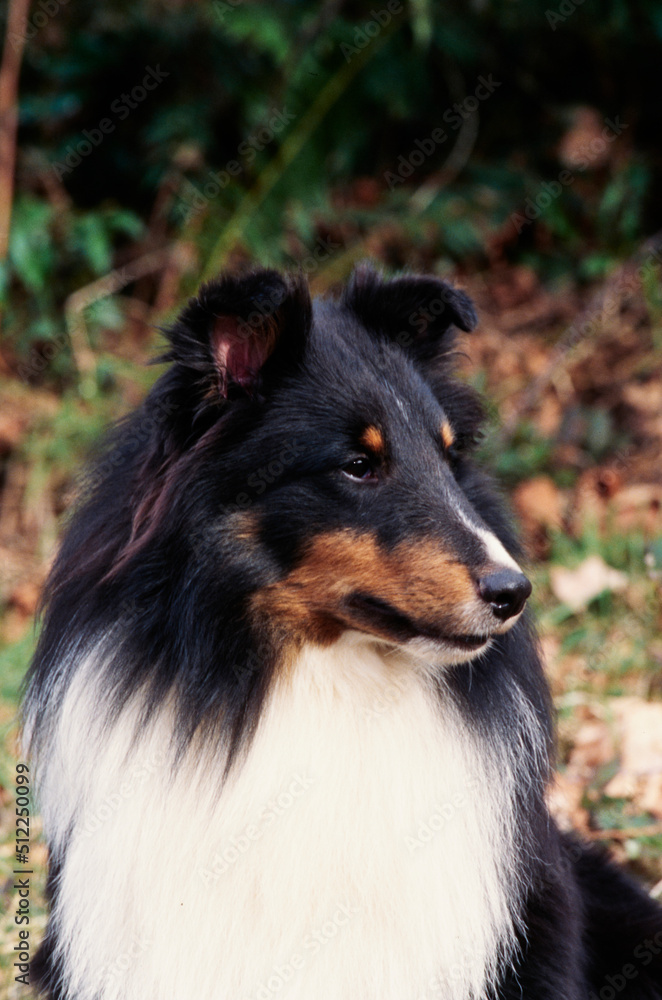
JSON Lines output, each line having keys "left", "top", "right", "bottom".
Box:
{"left": 359, "top": 425, "right": 385, "bottom": 456}
{"left": 440, "top": 421, "right": 455, "bottom": 451}
{"left": 251, "top": 530, "right": 478, "bottom": 646}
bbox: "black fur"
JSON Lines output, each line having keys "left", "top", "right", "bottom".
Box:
{"left": 23, "top": 264, "right": 662, "bottom": 999}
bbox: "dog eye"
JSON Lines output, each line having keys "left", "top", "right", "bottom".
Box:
{"left": 341, "top": 456, "right": 377, "bottom": 482}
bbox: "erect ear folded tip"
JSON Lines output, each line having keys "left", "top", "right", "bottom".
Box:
{"left": 448, "top": 288, "right": 479, "bottom": 332}
{"left": 344, "top": 262, "right": 479, "bottom": 346}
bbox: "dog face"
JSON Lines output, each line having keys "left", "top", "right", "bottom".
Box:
{"left": 143, "top": 264, "right": 530, "bottom": 667}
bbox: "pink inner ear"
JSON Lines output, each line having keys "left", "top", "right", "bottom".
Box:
{"left": 211, "top": 315, "right": 275, "bottom": 396}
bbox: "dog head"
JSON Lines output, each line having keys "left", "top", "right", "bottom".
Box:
{"left": 129, "top": 264, "right": 531, "bottom": 668}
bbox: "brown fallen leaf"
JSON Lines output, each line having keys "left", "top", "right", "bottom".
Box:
{"left": 558, "top": 106, "right": 613, "bottom": 170}
{"left": 550, "top": 554, "right": 628, "bottom": 612}
{"left": 9, "top": 579, "right": 41, "bottom": 616}
{"left": 0, "top": 412, "right": 25, "bottom": 456}
{"left": 569, "top": 718, "right": 615, "bottom": 773}
{"left": 513, "top": 475, "right": 564, "bottom": 533}
{"left": 613, "top": 484, "right": 662, "bottom": 534}
{"left": 604, "top": 698, "right": 662, "bottom": 818}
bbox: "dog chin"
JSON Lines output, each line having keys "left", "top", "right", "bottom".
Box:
{"left": 404, "top": 634, "right": 494, "bottom": 668}
{"left": 343, "top": 623, "right": 497, "bottom": 668}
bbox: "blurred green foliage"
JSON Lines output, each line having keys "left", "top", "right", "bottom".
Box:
{"left": 4, "top": 0, "right": 662, "bottom": 379}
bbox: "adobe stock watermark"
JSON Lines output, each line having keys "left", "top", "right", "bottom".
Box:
{"left": 9, "top": 0, "right": 70, "bottom": 49}
{"left": 17, "top": 251, "right": 176, "bottom": 384}
{"left": 546, "top": 234, "right": 662, "bottom": 364}
{"left": 588, "top": 930, "right": 662, "bottom": 1000}
{"left": 285, "top": 235, "right": 342, "bottom": 275}
{"left": 340, "top": 1, "right": 404, "bottom": 63}
{"left": 17, "top": 329, "right": 70, "bottom": 383}
{"left": 384, "top": 75, "right": 501, "bottom": 189}
{"left": 245, "top": 899, "right": 360, "bottom": 1000}
{"left": 576, "top": 443, "right": 636, "bottom": 505}
{"left": 498, "top": 232, "right": 662, "bottom": 440}
{"left": 80, "top": 748, "right": 166, "bottom": 837}
{"left": 364, "top": 672, "right": 409, "bottom": 722}
{"left": 390, "top": 288, "right": 471, "bottom": 349}
{"left": 184, "top": 438, "right": 308, "bottom": 544}
{"left": 175, "top": 106, "right": 296, "bottom": 223}
{"left": 405, "top": 776, "right": 480, "bottom": 853}
{"left": 85, "top": 394, "right": 179, "bottom": 492}
{"left": 238, "top": 440, "right": 307, "bottom": 499}
{"left": 199, "top": 774, "right": 316, "bottom": 884}
{"left": 101, "top": 936, "right": 151, "bottom": 990}
{"left": 546, "top": 0, "right": 587, "bottom": 31}
{"left": 185, "top": 437, "right": 308, "bottom": 563}
{"left": 417, "top": 945, "right": 488, "bottom": 1000}
{"left": 51, "top": 66, "right": 170, "bottom": 179}
{"left": 223, "top": 633, "right": 291, "bottom": 690}
{"left": 212, "top": 0, "right": 243, "bottom": 18}
{"left": 510, "top": 115, "right": 628, "bottom": 234}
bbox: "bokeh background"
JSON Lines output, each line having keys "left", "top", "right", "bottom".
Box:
{"left": 1, "top": 0, "right": 662, "bottom": 983}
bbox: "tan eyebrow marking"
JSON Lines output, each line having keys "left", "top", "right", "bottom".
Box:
{"left": 359, "top": 425, "right": 385, "bottom": 456}
{"left": 440, "top": 421, "right": 455, "bottom": 451}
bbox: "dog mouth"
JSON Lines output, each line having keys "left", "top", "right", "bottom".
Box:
{"left": 344, "top": 593, "right": 492, "bottom": 651}
{"left": 440, "top": 633, "right": 491, "bottom": 651}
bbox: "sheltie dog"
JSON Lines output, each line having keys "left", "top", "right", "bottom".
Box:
{"left": 23, "top": 265, "right": 662, "bottom": 999}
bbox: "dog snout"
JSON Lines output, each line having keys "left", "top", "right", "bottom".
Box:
{"left": 477, "top": 569, "right": 532, "bottom": 622}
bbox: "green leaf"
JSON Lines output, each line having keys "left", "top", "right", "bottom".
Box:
{"left": 9, "top": 198, "right": 55, "bottom": 292}
{"left": 104, "top": 208, "right": 145, "bottom": 240}
{"left": 217, "top": 7, "right": 290, "bottom": 63}
{"left": 68, "top": 214, "right": 113, "bottom": 275}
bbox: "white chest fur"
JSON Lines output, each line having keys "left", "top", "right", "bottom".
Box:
{"left": 37, "top": 637, "right": 526, "bottom": 1000}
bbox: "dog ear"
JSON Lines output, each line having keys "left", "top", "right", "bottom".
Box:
{"left": 344, "top": 263, "right": 477, "bottom": 363}
{"left": 165, "top": 269, "right": 311, "bottom": 399}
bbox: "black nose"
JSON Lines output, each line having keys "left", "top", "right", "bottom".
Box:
{"left": 478, "top": 569, "right": 532, "bottom": 621}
